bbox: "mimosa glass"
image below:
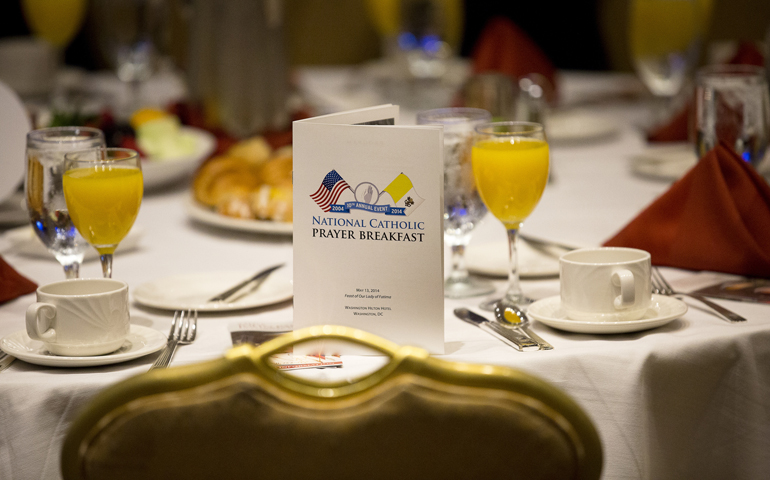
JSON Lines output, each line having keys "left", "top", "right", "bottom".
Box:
{"left": 25, "top": 127, "right": 106, "bottom": 279}
{"left": 417, "top": 107, "right": 494, "bottom": 298}
{"left": 472, "top": 122, "right": 549, "bottom": 309}
{"left": 63, "top": 148, "right": 143, "bottom": 278}
{"left": 21, "top": 0, "right": 88, "bottom": 49}
{"left": 629, "top": 0, "right": 712, "bottom": 123}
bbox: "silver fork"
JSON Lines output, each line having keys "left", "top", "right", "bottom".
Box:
{"left": 149, "top": 310, "right": 198, "bottom": 370}
{"left": 651, "top": 268, "right": 747, "bottom": 323}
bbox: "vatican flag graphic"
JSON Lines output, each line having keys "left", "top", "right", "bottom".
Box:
{"left": 380, "top": 173, "right": 424, "bottom": 216}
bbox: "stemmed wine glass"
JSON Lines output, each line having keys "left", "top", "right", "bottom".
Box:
{"left": 416, "top": 107, "right": 494, "bottom": 298}
{"left": 628, "top": 0, "right": 712, "bottom": 124}
{"left": 25, "top": 127, "right": 106, "bottom": 279}
{"left": 62, "top": 148, "right": 143, "bottom": 278}
{"left": 471, "top": 122, "right": 549, "bottom": 310}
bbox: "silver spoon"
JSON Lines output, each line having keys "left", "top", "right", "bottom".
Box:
{"left": 493, "top": 303, "right": 554, "bottom": 350}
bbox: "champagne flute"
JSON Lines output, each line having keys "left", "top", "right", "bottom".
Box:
{"left": 25, "top": 127, "right": 106, "bottom": 279}
{"left": 629, "top": 0, "right": 712, "bottom": 124}
{"left": 417, "top": 107, "right": 494, "bottom": 298}
{"left": 63, "top": 148, "right": 143, "bottom": 278}
{"left": 472, "top": 122, "right": 549, "bottom": 309}
{"left": 21, "top": 0, "right": 88, "bottom": 49}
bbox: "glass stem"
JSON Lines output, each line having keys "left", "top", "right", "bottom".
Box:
{"left": 504, "top": 228, "right": 523, "bottom": 304}
{"left": 449, "top": 244, "right": 470, "bottom": 281}
{"left": 63, "top": 262, "right": 79, "bottom": 279}
{"left": 100, "top": 254, "right": 113, "bottom": 278}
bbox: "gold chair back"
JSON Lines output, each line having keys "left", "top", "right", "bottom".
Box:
{"left": 61, "top": 325, "right": 602, "bottom": 480}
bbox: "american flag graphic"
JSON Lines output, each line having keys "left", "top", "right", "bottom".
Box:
{"left": 310, "top": 170, "right": 350, "bottom": 212}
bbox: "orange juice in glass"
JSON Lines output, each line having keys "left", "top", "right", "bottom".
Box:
{"left": 63, "top": 148, "right": 143, "bottom": 278}
{"left": 22, "top": 0, "right": 88, "bottom": 48}
{"left": 472, "top": 122, "right": 549, "bottom": 308}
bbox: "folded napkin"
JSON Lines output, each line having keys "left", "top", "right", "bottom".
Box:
{"left": 0, "top": 256, "right": 37, "bottom": 304}
{"left": 471, "top": 17, "right": 558, "bottom": 100}
{"left": 647, "top": 42, "right": 766, "bottom": 143}
{"left": 604, "top": 143, "right": 770, "bottom": 277}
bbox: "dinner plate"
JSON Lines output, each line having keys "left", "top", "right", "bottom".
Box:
{"left": 186, "top": 196, "right": 293, "bottom": 235}
{"left": 142, "top": 127, "right": 216, "bottom": 190}
{"left": 527, "top": 294, "right": 688, "bottom": 334}
{"left": 2, "top": 224, "right": 144, "bottom": 260}
{"left": 133, "top": 268, "right": 293, "bottom": 312}
{"left": 0, "top": 325, "right": 166, "bottom": 367}
{"left": 466, "top": 239, "right": 575, "bottom": 278}
{"left": 546, "top": 109, "right": 619, "bottom": 143}
{"left": 0, "top": 80, "right": 31, "bottom": 203}
{"left": 630, "top": 144, "right": 697, "bottom": 181}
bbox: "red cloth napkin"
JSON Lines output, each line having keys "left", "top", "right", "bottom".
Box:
{"left": 0, "top": 256, "right": 37, "bottom": 304}
{"left": 647, "top": 42, "right": 766, "bottom": 143}
{"left": 604, "top": 143, "right": 770, "bottom": 277}
{"left": 471, "top": 17, "right": 558, "bottom": 100}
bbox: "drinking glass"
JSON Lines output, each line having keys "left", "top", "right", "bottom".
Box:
{"left": 63, "top": 148, "right": 143, "bottom": 278}
{"left": 417, "top": 107, "right": 494, "bottom": 298}
{"left": 25, "top": 127, "right": 106, "bottom": 279}
{"left": 472, "top": 122, "right": 549, "bottom": 309}
{"left": 695, "top": 65, "right": 770, "bottom": 168}
{"left": 629, "top": 0, "right": 712, "bottom": 123}
{"left": 21, "top": 0, "right": 88, "bottom": 49}
{"left": 92, "top": 0, "right": 167, "bottom": 116}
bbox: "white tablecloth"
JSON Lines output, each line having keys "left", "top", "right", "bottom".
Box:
{"left": 1, "top": 70, "right": 769, "bottom": 480}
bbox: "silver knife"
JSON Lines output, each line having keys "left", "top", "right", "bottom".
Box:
{"left": 207, "top": 264, "right": 285, "bottom": 302}
{"left": 0, "top": 352, "right": 14, "bottom": 373}
{"left": 454, "top": 308, "right": 540, "bottom": 352}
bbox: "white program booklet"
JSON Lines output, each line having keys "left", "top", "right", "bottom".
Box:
{"left": 293, "top": 105, "right": 445, "bottom": 354}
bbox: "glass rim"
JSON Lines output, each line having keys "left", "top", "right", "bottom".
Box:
{"left": 416, "top": 107, "right": 492, "bottom": 125}
{"left": 64, "top": 147, "right": 141, "bottom": 165}
{"left": 27, "top": 126, "right": 104, "bottom": 143}
{"left": 474, "top": 121, "right": 545, "bottom": 136}
{"left": 696, "top": 64, "right": 766, "bottom": 80}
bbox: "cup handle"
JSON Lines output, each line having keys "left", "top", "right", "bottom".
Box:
{"left": 612, "top": 269, "right": 635, "bottom": 309}
{"left": 26, "top": 303, "right": 57, "bottom": 342}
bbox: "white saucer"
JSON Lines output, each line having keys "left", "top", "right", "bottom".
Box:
{"left": 546, "top": 109, "right": 619, "bottom": 144}
{"left": 133, "top": 268, "right": 293, "bottom": 312}
{"left": 466, "top": 239, "right": 575, "bottom": 278}
{"left": 630, "top": 144, "right": 697, "bottom": 181}
{"left": 3, "top": 225, "right": 143, "bottom": 260}
{"left": 0, "top": 325, "right": 166, "bottom": 367}
{"left": 527, "top": 294, "right": 688, "bottom": 334}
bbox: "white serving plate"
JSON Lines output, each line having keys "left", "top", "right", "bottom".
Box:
{"left": 185, "top": 196, "right": 293, "bottom": 235}
{"left": 142, "top": 127, "right": 216, "bottom": 190}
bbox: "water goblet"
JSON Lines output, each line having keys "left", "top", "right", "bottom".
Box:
{"left": 472, "top": 122, "right": 549, "bottom": 310}
{"left": 25, "top": 127, "right": 106, "bottom": 279}
{"left": 63, "top": 148, "right": 143, "bottom": 278}
{"left": 695, "top": 64, "right": 770, "bottom": 169}
{"left": 417, "top": 107, "right": 494, "bottom": 298}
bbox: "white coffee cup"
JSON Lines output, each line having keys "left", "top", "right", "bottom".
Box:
{"left": 559, "top": 247, "right": 651, "bottom": 322}
{"left": 26, "top": 279, "right": 130, "bottom": 356}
